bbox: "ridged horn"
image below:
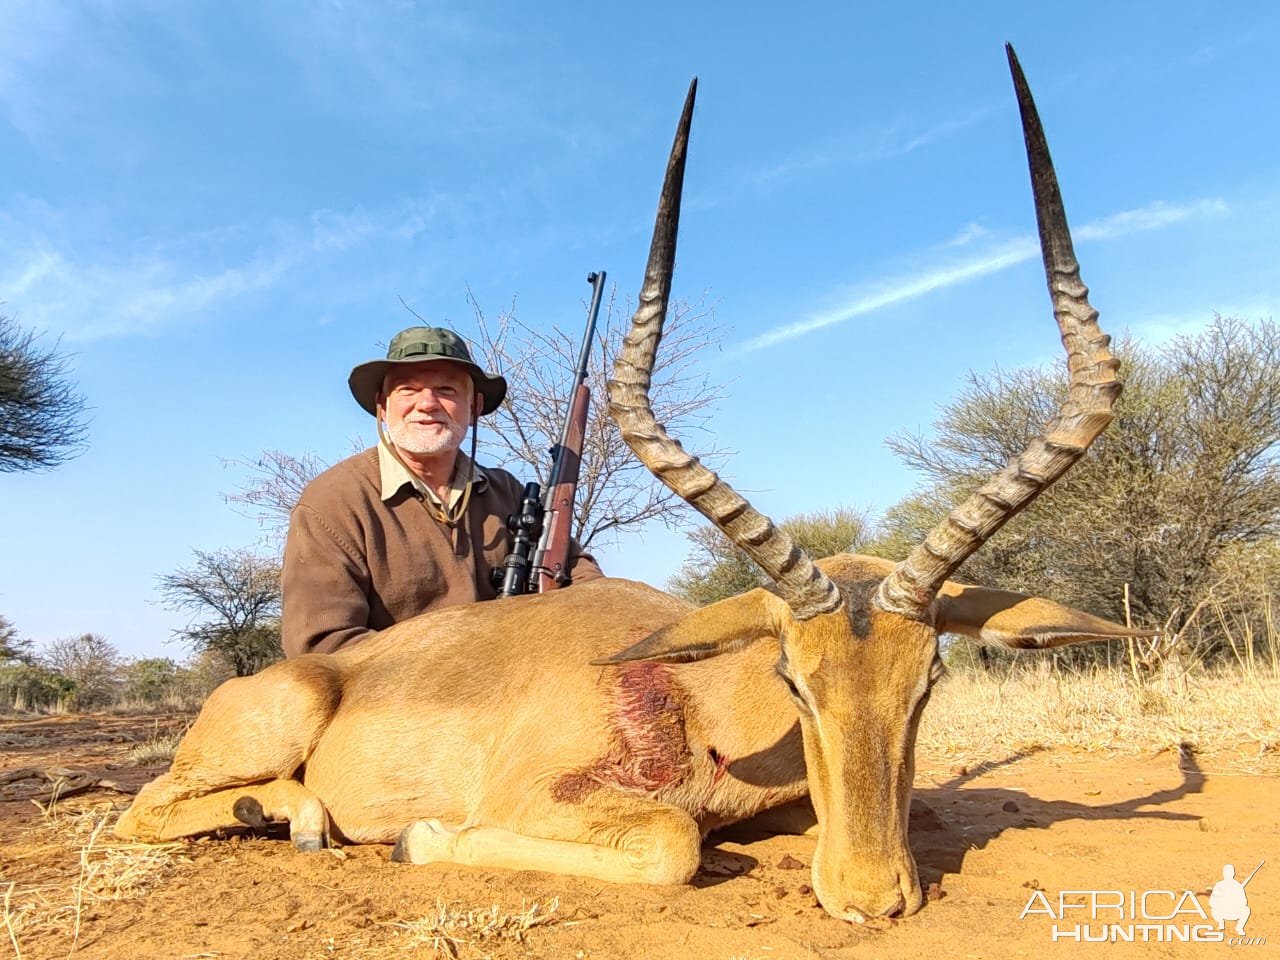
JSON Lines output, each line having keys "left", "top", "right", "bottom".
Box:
{"left": 877, "top": 45, "right": 1122, "bottom": 621}
{"left": 608, "top": 79, "right": 841, "bottom": 620}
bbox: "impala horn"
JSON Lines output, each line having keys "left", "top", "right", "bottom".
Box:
{"left": 876, "top": 45, "right": 1122, "bottom": 621}
{"left": 607, "top": 79, "right": 842, "bottom": 621}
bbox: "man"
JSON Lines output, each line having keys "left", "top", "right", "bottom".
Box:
{"left": 282, "top": 326, "right": 603, "bottom": 656}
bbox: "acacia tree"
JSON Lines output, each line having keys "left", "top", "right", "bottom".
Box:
{"left": 225, "top": 290, "right": 726, "bottom": 549}
{"left": 0, "top": 615, "right": 73, "bottom": 711}
{"left": 156, "top": 548, "right": 283, "bottom": 676}
{"left": 882, "top": 315, "right": 1280, "bottom": 660}
{"left": 0, "top": 614, "right": 32, "bottom": 663}
{"left": 0, "top": 314, "right": 88, "bottom": 472}
{"left": 668, "top": 507, "right": 876, "bottom": 606}
{"left": 41, "top": 633, "right": 123, "bottom": 708}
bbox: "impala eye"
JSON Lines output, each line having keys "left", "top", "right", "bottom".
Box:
{"left": 775, "top": 668, "right": 806, "bottom": 707}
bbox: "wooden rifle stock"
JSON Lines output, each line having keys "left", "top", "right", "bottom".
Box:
{"left": 531, "top": 381, "right": 589, "bottom": 591}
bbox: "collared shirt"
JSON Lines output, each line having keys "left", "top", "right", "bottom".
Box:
{"left": 377, "top": 439, "right": 486, "bottom": 510}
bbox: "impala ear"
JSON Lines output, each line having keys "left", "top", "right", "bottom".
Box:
{"left": 592, "top": 589, "right": 794, "bottom": 665}
{"left": 935, "top": 582, "right": 1157, "bottom": 649}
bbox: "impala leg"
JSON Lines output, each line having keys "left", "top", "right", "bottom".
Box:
{"left": 392, "top": 793, "right": 703, "bottom": 886}
{"left": 118, "top": 778, "right": 331, "bottom": 850}
{"left": 115, "top": 659, "right": 343, "bottom": 849}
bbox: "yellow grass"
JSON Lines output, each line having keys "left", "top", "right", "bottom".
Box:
{"left": 122, "top": 728, "right": 185, "bottom": 766}
{"left": 918, "top": 660, "right": 1280, "bottom": 764}
{"left": 390, "top": 897, "right": 560, "bottom": 957}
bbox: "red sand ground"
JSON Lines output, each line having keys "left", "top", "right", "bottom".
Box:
{"left": 1, "top": 712, "right": 1274, "bottom": 959}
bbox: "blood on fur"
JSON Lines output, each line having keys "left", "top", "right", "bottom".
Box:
{"left": 551, "top": 661, "right": 692, "bottom": 803}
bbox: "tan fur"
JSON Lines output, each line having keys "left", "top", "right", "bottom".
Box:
{"left": 117, "top": 557, "right": 1140, "bottom": 923}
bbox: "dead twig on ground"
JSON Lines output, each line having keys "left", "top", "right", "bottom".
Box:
{"left": 0, "top": 767, "right": 136, "bottom": 805}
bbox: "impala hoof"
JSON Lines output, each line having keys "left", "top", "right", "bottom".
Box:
{"left": 392, "top": 819, "right": 456, "bottom": 864}
{"left": 292, "top": 831, "right": 327, "bottom": 853}
{"left": 232, "top": 796, "right": 268, "bottom": 828}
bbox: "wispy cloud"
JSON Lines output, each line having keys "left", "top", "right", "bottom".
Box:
{"left": 309, "top": 206, "right": 377, "bottom": 252}
{"left": 0, "top": 187, "right": 504, "bottom": 341}
{"left": 1074, "top": 198, "right": 1227, "bottom": 241}
{"left": 895, "top": 105, "right": 998, "bottom": 156}
{"left": 740, "top": 236, "right": 1036, "bottom": 352}
{"left": 0, "top": 208, "right": 340, "bottom": 340}
{"left": 944, "top": 222, "right": 989, "bottom": 248}
{"left": 0, "top": 243, "right": 299, "bottom": 341}
{"left": 733, "top": 104, "right": 1000, "bottom": 200}
{"left": 740, "top": 197, "right": 1228, "bottom": 353}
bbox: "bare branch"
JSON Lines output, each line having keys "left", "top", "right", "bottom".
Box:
{"left": 466, "top": 285, "right": 728, "bottom": 549}
{"left": 222, "top": 450, "right": 331, "bottom": 544}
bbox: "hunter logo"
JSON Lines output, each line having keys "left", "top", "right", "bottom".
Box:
{"left": 1019, "top": 861, "right": 1266, "bottom": 945}
{"left": 1209, "top": 862, "right": 1260, "bottom": 936}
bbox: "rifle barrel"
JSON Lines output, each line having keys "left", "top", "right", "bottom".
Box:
{"left": 574, "top": 271, "right": 606, "bottom": 388}
{"left": 1242, "top": 859, "right": 1265, "bottom": 886}
{"left": 549, "top": 271, "right": 606, "bottom": 485}
{"left": 551, "top": 271, "right": 606, "bottom": 470}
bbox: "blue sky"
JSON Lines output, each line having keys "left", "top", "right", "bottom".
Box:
{"left": 2, "top": 1, "right": 1277, "bottom": 660}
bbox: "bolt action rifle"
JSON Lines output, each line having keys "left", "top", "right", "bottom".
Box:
{"left": 496, "top": 271, "right": 606, "bottom": 596}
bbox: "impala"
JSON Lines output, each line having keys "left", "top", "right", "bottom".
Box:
{"left": 118, "top": 47, "right": 1145, "bottom": 922}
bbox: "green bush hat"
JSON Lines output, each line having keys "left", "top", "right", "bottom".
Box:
{"left": 348, "top": 326, "right": 508, "bottom": 417}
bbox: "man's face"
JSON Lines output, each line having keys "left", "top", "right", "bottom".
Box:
{"left": 379, "top": 363, "right": 476, "bottom": 457}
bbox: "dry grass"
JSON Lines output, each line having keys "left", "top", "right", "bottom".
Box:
{"left": 2, "top": 797, "right": 565, "bottom": 960}
{"left": 122, "top": 728, "right": 185, "bottom": 766}
{"left": 390, "top": 897, "right": 560, "bottom": 957}
{"left": 1, "top": 802, "right": 185, "bottom": 958}
{"left": 919, "top": 659, "right": 1280, "bottom": 765}
{"left": 2, "top": 694, "right": 70, "bottom": 715}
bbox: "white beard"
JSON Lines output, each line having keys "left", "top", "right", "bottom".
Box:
{"left": 385, "top": 415, "right": 468, "bottom": 456}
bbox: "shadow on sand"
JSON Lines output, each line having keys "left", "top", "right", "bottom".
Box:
{"left": 706, "top": 744, "right": 1206, "bottom": 893}
{"left": 911, "top": 745, "right": 1205, "bottom": 884}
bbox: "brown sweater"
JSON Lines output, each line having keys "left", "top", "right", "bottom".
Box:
{"left": 281, "top": 448, "right": 603, "bottom": 656}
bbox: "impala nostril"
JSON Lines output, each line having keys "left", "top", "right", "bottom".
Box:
{"left": 840, "top": 902, "right": 868, "bottom": 923}
{"left": 845, "top": 893, "right": 905, "bottom": 921}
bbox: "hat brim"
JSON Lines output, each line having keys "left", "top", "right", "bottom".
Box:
{"left": 348, "top": 356, "right": 508, "bottom": 417}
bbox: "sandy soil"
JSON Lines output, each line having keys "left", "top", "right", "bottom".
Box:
{"left": 1, "top": 712, "right": 1275, "bottom": 960}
